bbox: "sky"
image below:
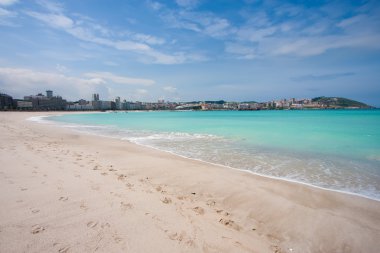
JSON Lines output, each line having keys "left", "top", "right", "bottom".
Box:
{"left": 0, "top": 0, "right": 379, "bottom": 106}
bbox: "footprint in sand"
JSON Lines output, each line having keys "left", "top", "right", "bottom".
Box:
{"left": 206, "top": 199, "right": 216, "bottom": 206}
{"left": 58, "top": 246, "right": 70, "bottom": 253}
{"left": 59, "top": 197, "right": 68, "bottom": 201}
{"left": 101, "top": 172, "right": 108, "bottom": 176}
{"left": 156, "top": 186, "right": 167, "bottom": 194}
{"left": 168, "top": 231, "right": 194, "bottom": 246}
{"left": 169, "top": 232, "right": 185, "bottom": 241}
{"left": 216, "top": 210, "right": 230, "bottom": 216}
{"left": 91, "top": 185, "right": 100, "bottom": 191}
{"left": 270, "top": 245, "right": 282, "bottom": 253}
{"left": 31, "top": 225, "right": 45, "bottom": 234}
{"left": 219, "top": 218, "right": 241, "bottom": 231}
{"left": 31, "top": 209, "right": 40, "bottom": 214}
{"left": 101, "top": 222, "right": 111, "bottom": 229}
{"left": 117, "top": 174, "right": 127, "bottom": 181}
{"left": 80, "top": 201, "right": 89, "bottom": 211}
{"left": 192, "top": 206, "right": 205, "bottom": 215}
{"left": 126, "top": 183, "right": 134, "bottom": 189}
{"left": 86, "top": 221, "right": 98, "bottom": 228}
{"left": 120, "top": 202, "right": 133, "bottom": 211}
{"left": 113, "top": 236, "right": 123, "bottom": 243}
{"left": 162, "top": 197, "right": 172, "bottom": 204}
{"left": 20, "top": 188, "right": 28, "bottom": 191}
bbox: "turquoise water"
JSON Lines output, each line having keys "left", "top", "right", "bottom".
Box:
{"left": 46, "top": 110, "right": 380, "bottom": 200}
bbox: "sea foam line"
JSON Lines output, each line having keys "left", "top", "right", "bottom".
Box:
{"left": 31, "top": 113, "right": 380, "bottom": 202}
{"left": 126, "top": 137, "right": 380, "bottom": 202}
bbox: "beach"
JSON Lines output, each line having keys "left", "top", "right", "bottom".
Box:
{"left": 0, "top": 112, "right": 379, "bottom": 253}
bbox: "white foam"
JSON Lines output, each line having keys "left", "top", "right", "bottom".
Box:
{"left": 27, "top": 115, "right": 51, "bottom": 123}
{"left": 34, "top": 113, "right": 380, "bottom": 202}
{"left": 125, "top": 132, "right": 219, "bottom": 143}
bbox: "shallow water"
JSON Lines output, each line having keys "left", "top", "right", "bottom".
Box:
{"left": 46, "top": 110, "right": 380, "bottom": 200}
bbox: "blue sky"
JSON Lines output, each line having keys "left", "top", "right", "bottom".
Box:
{"left": 0, "top": 0, "right": 379, "bottom": 106}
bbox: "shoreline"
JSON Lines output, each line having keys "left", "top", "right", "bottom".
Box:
{"left": 1, "top": 111, "right": 380, "bottom": 252}
{"left": 126, "top": 141, "right": 380, "bottom": 203}
{"left": 36, "top": 112, "right": 380, "bottom": 203}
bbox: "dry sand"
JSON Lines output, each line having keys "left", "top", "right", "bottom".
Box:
{"left": 0, "top": 111, "right": 379, "bottom": 253}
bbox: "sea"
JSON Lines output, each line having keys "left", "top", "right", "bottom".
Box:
{"left": 38, "top": 110, "right": 380, "bottom": 201}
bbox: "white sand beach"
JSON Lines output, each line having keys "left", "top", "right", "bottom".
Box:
{"left": 0, "top": 112, "right": 379, "bottom": 253}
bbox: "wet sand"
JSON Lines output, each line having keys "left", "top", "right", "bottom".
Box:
{"left": 0, "top": 111, "right": 379, "bottom": 253}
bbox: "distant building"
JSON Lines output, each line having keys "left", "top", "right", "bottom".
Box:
{"left": 175, "top": 103, "right": 202, "bottom": 110}
{"left": 92, "top": 93, "right": 99, "bottom": 101}
{"left": 24, "top": 91, "right": 67, "bottom": 110}
{"left": 115, "top": 97, "right": 122, "bottom": 110}
{"left": 66, "top": 103, "right": 94, "bottom": 110}
{"left": 78, "top": 99, "right": 88, "bottom": 105}
{"left": 91, "top": 94, "right": 101, "bottom": 110}
{"left": 46, "top": 90, "right": 53, "bottom": 98}
{"left": 100, "top": 101, "right": 116, "bottom": 110}
{"left": 125, "top": 101, "right": 142, "bottom": 110}
{"left": 0, "top": 93, "right": 15, "bottom": 110}
{"left": 16, "top": 100, "right": 33, "bottom": 110}
{"left": 65, "top": 99, "right": 94, "bottom": 110}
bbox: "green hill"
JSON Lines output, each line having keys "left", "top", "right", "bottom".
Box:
{"left": 311, "top": 97, "right": 373, "bottom": 108}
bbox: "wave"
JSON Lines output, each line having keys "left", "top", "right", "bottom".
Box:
{"left": 35, "top": 114, "right": 380, "bottom": 202}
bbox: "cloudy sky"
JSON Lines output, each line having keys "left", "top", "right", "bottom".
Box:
{"left": 0, "top": 0, "right": 379, "bottom": 106}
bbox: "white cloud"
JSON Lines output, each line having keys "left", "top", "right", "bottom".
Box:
{"left": 337, "top": 15, "right": 366, "bottom": 28}
{"left": 133, "top": 33, "right": 165, "bottom": 45}
{"left": 225, "top": 43, "right": 256, "bottom": 59}
{"left": 164, "top": 10, "right": 233, "bottom": 38}
{"left": 163, "top": 86, "right": 177, "bottom": 93}
{"left": 237, "top": 26, "right": 277, "bottom": 42}
{"left": 113, "top": 40, "right": 151, "bottom": 51}
{"left": 136, "top": 88, "right": 148, "bottom": 95}
{"left": 0, "top": 6, "right": 16, "bottom": 26}
{"left": 104, "top": 61, "right": 119, "bottom": 66}
{"left": 84, "top": 72, "right": 155, "bottom": 86}
{"left": 270, "top": 33, "right": 380, "bottom": 57}
{"left": 0, "top": 67, "right": 103, "bottom": 100}
{"left": 161, "top": 11, "right": 201, "bottom": 32}
{"left": 129, "top": 88, "right": 150, "bottom": 101}
{"left": 55, "top": 64, "right": 69, "bottom": 73}
{"left": 0, "top": 67, "right": 157, "bottom": 101}
{"left": 228, "top": 3, "right": 380, "bottom": 58}
{"left": 25, "top": 7, "right": 196, "bottom": 64}
{"left": 0, "top": 6, "right": 14, "bottom": 17}
{"left": 36, "top": 0, "right": 63, "bottom": 13}
{"left": 0, "top": 0, "right": 17, "bottom": 6}
{"left": 27, "top": 11, "right": 73, "bottom": 29}
{"left": 158, "top": 1, "right": 380, "bottom": 59}
{"left": 147, "top": 1, "right": 163, "bottom": 11}
{"left": 176, "top": 0, "right": 199, "bottom": 9}
{"left": 203, "top": 18, "right": 231, "bottom": 37}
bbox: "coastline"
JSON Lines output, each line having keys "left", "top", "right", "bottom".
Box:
{"left": 1, "top": 111, "right": 380, "bottom": 252}
{"left": 38, "top": 111, "right": 380, "bottom": 203}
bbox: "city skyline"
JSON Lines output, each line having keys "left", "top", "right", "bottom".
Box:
{"left": 1, "top": 89, "right": 373, "bottom": 111}
{"left": 0, "top": 0, "right": 380, "bottom": 106}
